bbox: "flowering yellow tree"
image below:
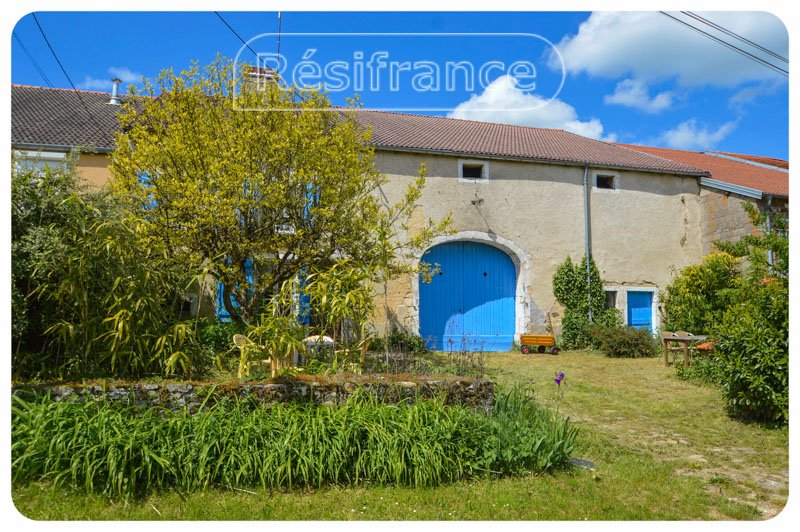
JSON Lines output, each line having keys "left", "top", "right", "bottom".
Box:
{"left": 111, "top": 57, "right": 448, "bottom": 325}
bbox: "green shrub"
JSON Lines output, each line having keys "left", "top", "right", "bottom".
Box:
{"left": 486, "top": 387, "right": 577, "bottom": 474}
{"left": 370, "top": 328, "right": 428, "bottom": 354}
{"left": 674, "top": 356, "right": 725, "bottom": 386}
{"left": 660, "top": 253, "right": 740, "bottom": 335}
{"left": 664, "top": 203, "right": 788, "bottom": 425}
{"left": 11, "top": 157, "right": 196, "bottom": 380}
{"left": 12, "top": 386, "right": 576, "bottom": 499}
{"left": 552, "top": 255, "right": 618, "bottom": 349}
{"left": 588, "top": 325, "right": 659, "bottom": 358}
{"left": 196, "top": 318, "right": 247, "bottom": 355}
{"left": 712, "top": 279, "right": 788, "bottom": 425}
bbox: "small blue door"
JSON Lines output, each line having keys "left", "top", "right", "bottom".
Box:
{"left": 419, "top": 241, "right": 515, "bottom": 352}
{"left": 627, "top": 291, "right": 653, "bottom": 331}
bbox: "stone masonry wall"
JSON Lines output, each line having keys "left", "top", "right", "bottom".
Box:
{"left": 12, "top": 378, "right": 495, "bottom": 414}
{"left": 700, "top": 190, "right": 759, "bottom": 255}
{"left": 700, "top": 191, "right": 788, "bottom": 255}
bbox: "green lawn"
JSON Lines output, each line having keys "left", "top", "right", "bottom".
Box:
{"left": 11, "top": 349, "right": 788, "bottom": 520}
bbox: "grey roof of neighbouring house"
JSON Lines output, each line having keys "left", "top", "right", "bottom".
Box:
{"left": 11, "top": 84, "right": 137, "bottom": 151}
{"left": 12, "top": 84, "right": 709, "bottom": 176}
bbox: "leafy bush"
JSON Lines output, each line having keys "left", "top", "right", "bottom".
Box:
{"left": 664, "top": 203, "right": 788, "bottom": 425}
{"left": 12, "top": 158, "right": 195, "bottom": 380}
{"left": 196, "top": 318, "right": 247, "bottom": 355}
{"left": 12, "top": 387, "right": 576, "bottom": 499}
{"left": 660, "top": 252, "right": 740, "bottom": 335}
{"left": 674, "top": 356, "right": 725, "bottom": 386}
{"left": 712, "top": 279, "right": 788, "bottom": 425}
{"left": 588, "top": 325, "right": 659, "bottom": 358}
{"left": 552, "top": 255, "right": 618, "bottom": 348}
{"left": 370, "top": 328, "right": 429, "bottom": 355}
{"left": 485, "top": 387, "right": 577, "bottom": 474}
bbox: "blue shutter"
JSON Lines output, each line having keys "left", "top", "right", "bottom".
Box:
{"left": 627, "top": 291, "right": 653, "bottom": 331}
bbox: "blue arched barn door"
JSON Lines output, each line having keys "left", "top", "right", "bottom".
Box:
{"left": 419, "top": 241, "right": 516, "bottom": 352}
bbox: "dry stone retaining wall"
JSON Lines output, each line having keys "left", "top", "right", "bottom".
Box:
{"left": 12, "top": 378, "right": 495, "bottom": 413}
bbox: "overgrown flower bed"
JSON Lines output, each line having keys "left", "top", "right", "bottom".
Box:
{"left": 12, "top": 387, "right": 577, "bottom": 500}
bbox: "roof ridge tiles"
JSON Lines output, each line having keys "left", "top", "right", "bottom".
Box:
{"left": 11, "top": 83, "right": 154, "bottom": 99}
{"left": 351, "top": 107, "right": 565, "bottom": 132}
{"left": 12, "top": 83, "right": 116, "bottom": 96}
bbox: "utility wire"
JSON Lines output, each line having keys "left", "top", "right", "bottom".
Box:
{"left": 682, "top": 11, "right": 788, "bottom": 64}
{"left": 214, "top": 11, "right": 309, "bottom": 102}
{"left": 659, "top": 11, "right": 788, "bottom": 76}
{"left": 31, "top": 12, "right": 108, "bottom": 138}
{"left": 13, "top": 31, "right": 54, "bottom": 88}
{"left": 276, "top": 11, "right": 282, "bottom": 72}
{"left": 215, "top": 11, "right": 268, "bottom": 71}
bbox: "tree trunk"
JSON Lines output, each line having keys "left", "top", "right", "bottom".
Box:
{"left": 221, "top": 282, "right": 249, "bottom": 324}
{"left": 383, "top": 279, "right": 390, "bottom": 365}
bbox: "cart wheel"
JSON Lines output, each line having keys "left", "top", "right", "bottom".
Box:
{"left": 538, "top": 346, "right": 546, "bottom": 353}
{"left": 551, "top": 347, "right": 560, "bottom": 356}
{"left": 521, "top": 346, "right": 531, "bottom": 354}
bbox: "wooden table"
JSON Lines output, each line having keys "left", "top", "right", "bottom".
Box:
{"left": 661, "top": 333, "right": 708, "bottom": 367}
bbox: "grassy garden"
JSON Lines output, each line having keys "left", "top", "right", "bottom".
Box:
{"left": 10, "top": 58, "right": 788, "bottom": 521}
{"left": 12, "top": 349, "right": 787, "bottom": 520}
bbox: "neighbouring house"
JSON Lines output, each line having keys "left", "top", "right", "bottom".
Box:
{"left": 11, "top": 83, "right": 789, "bottom": 351}
{"left": 11, "top": 82, "right": 130, "bottom": 187}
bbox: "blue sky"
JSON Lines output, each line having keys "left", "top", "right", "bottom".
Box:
{"left": 11, "top": 11, "right": 789, "bottom": 159}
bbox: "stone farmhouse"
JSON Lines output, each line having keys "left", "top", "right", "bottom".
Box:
{"left": 11, "top": 83, "right": 789, "bottom": 351}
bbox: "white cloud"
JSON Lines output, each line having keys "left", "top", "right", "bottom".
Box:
{"left": 656, "top": 118, "right": 738, "bottom": 150}
{"left": 603, "top": 79, "right": 674, "bottom": 114}
{"left": 448, "top": 75, "right": 617, "bottom": 142}
{"left": 77, "top": 66, "right": 143, "bottom": 91}
{"left": 551, "top": 11, "right": 788, "bottom": 87}
{"left": 108, "top": 66, "right": 143, "bottom": 84}
{"left": 728, "top": 82, "right": 782, "bottom": 109}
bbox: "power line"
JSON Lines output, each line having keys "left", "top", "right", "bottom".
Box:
{"left": 276, "top": 11, "right": 282, "bottom": 72}
{"left": 659, "top": 11, "right": 788, "bottom": 77}
{"left": 660, "top": 11, "right": 788, "bottom": 76}
{"left": 31, "top": 12, "right": 108, "bottom": 138}
{"left": 682, "top": 11, "right": 788, "bottom": 64}
{"left": 214, "top": 11, "right": 308, "bottom": 102}
{"left": 13, "top": 31, "right": 54, "bottom": 88}
{"left": 214, "top": 11, "right": 268, "bottom": 71}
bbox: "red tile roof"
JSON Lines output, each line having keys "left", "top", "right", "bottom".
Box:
{"left": 9, "top": 84, "right": 714, "bottom": 178}
{"left": 707, "top": 151, "right": 789, "bottom": 170}
{"left": 355, "top": 110, "right": 708, "bottom": 176}
{"left": 616, "top": 144, "right": 788, "bottom": 197}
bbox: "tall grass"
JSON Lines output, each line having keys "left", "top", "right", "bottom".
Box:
{"left": 12, "top": 387, "right": 577, "bottom": 500}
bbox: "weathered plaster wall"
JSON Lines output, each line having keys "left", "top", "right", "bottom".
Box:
{"left": 51, "top": 145, "right": 720, "bottom": 338}
{"left": 76, "top": 153, "right": 113, "bottom": 188}
{"left": 373, "top": 151, "right": 705, "bottom": 337}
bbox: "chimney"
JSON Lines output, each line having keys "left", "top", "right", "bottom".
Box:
{"left": 109, "top": 78, "right": 122, "bottom": 105}
{"left": 246, "top": 66, "right": 276, "bottom": 92}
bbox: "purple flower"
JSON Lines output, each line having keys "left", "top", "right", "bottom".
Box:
{"left": 554, "top": 372, "right": 565, "bottom": 385}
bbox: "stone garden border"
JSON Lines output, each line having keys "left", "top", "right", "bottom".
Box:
{"left": 12, "top": 377, "right": 495, "bottom": 414}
